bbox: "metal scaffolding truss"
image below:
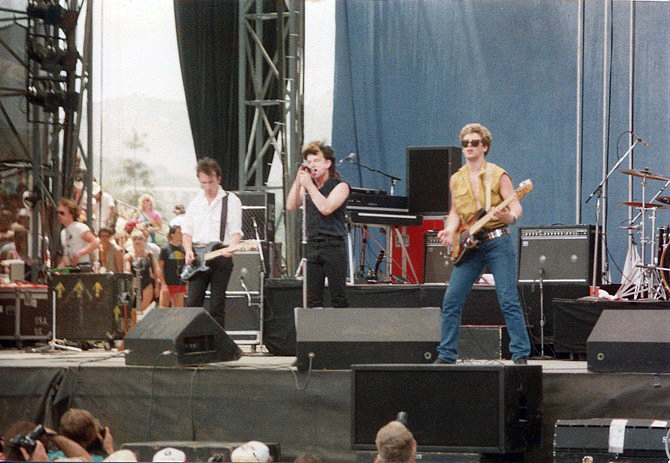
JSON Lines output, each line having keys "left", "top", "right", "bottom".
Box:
{"left": 238, "top": 0, "right": 304, "bottom": 272}
{"left": 0, "top": 0, "right": 93, "bottom": 277}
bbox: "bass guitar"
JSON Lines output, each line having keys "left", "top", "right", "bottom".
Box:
{"left": 446, "top": 179, "right": 533, "bottom": 266}
{"left": 180, "top": 240, "right": 260, "bottom": 281}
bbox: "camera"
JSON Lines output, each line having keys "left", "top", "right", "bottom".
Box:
{"left": 8, "top": 424, "right": 46, "bottom": 460}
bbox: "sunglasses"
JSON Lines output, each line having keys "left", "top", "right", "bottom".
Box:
{"left": 461, "top": 139, "right": 483, "bottom": 147}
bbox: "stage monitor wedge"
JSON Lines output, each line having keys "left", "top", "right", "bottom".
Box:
{"left": 124, "top": 307, "right": 241, "bottom": 366}
{"left": 407, "top": 146, "right": 461, "bottom": 216}
{"left": 587, "top": 309, "right": 670, "bottom": 373}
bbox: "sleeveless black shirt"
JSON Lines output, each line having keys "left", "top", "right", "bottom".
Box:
{"left": 305, "top": 177, "right": 349, "bottom": 239}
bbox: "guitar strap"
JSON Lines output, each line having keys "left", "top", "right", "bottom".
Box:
{"left": 219, "top": 194, "right": 229, "bottom": 242}
{"left": 484, "top": 163, "right": 495, "bottom": 211}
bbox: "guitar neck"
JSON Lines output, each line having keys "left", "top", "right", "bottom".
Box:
{"left": 468, "top": 193, "right": 518, "bottom": 235}
{"left": 203, "top": 241, "right": 257, "bottom": 261}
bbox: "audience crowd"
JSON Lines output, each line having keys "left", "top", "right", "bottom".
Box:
{"left": 0, "top": 408, "right": 349, "bottom": 462}
{"left": 0, "top": 173, "right": 187, "bottom": 309}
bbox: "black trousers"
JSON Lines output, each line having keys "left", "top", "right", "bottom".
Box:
{"left": 306, "top": 239, "right": 349, "bottom": 308}
{"left": 187, "top": 256, "right": 234, "bottom": 328}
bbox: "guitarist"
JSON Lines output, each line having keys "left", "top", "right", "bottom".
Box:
{"left": 182, "top": 158, "right": 243, "bottom": 328}
{"left": 435, "top": 123, "right": 531, "bottom": 365}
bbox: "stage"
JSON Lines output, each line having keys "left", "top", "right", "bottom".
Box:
{"left": 2, "top": 349, "right": 670, "bottom": 462}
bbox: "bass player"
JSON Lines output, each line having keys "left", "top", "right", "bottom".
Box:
{"left": 435, "top": 123, "right": 531, "bottom": 365}
{"left": 182, "top": 157, "right": 243, "bottom": 328}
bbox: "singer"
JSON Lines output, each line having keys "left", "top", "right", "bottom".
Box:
{"left": 435, "top": 123, "right": 530, "bottom": 365}
{"left": 287, "top": 141, "right": 351, "bottom": 308}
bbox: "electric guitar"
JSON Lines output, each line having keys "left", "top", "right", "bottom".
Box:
{"left": 446, "top": 179, "right": 533, "bottom": 266}
{"left": 180, "top": 240, "right": 260, "bottom": 281}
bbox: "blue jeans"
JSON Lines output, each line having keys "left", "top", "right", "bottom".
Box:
{"left": 438, "top": 233, "right": 531, "bottom": 362}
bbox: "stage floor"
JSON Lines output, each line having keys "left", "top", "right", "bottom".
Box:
{"left": 2, "top": 348, "right": 670, "bottom": 462}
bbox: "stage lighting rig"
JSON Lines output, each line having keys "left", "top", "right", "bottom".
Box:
{"left": 26, "top": 0, "right": 78, "bottom": 31}
{"left": 27, "top": 37, "right": 78, "bottom": 73}
{"left": 27, "top": 86, "right": 79, "bottom": 113}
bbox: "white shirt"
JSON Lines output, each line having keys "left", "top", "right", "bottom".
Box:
{"left": 60, "top": 222, "right": 92, "bottom": 264}
{"left": 169, "top": 214, "right": 185, "bottom": 228}
{"left": 182, "top": 187, "right": 243, "bottom": 245}
{"left": 92, "top": 192, "right": 115, "bottom": 233}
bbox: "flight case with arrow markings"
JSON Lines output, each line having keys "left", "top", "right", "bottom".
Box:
{"left": 49, "top": 273, "right": 132, "bottom": 340}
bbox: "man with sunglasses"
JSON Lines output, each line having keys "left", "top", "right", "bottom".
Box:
{"left": 57, "top": 197, "right": 99, "bottom": 269}
{"left": 435, "top": 123, "right": 531, "bottom": 365}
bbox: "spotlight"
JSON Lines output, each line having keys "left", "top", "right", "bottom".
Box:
{"left": 27, "top": 0, "right": 78, "bottom": 30}
{"left": 27, "top": 37, "right": 78, "bottom": 73}
{"left": 27, "top": 86, "right": 79, "bottom": 113}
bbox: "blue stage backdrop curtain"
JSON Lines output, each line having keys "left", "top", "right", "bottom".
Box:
{"left": 333, "top": 0, "right": 669, "bottom": 281}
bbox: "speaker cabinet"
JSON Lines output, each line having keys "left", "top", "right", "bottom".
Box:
{"left": 518, "top": 225, "right": 600, "bottom": 284}
{"left": 227, "top": 251, "right": 262, "bottom": 293}
{"left": 235, "top": 191, "right": 275, "bottom": 242}
{"left": 424, "top": 230, "right": 454, "bottom": 283}
{"left": 587, "top": 310, "right": 670, "bottom": 373}
{"left": 295, "top": 307, "right": 439, "bottom": 370}
{"left": 50, "top": 273, "right": 132, "bottom": 340}
{"left": 124, "top": 307, "right": 241, "bottom": 366}
{"left": 351, "top": 364, "right": 542, "bottom": 454}
{"left": 407, "top": 146, "right": 461, "bottom": 215}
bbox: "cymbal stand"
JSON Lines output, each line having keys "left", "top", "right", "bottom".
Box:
{"left": 616, "top": 174, "right": 667, "bottom": 300}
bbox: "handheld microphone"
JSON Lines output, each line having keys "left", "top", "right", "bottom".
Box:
{"left": 337, "top": 152, "right": 357, "bottom": 165}
{"left": 631, "top": 132, "right": 650, "bottom": 147}
{"left": 300, "top": 162, "right": 316, "bottom": 173}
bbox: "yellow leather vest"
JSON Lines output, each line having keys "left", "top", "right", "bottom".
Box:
{"left": 450, "top": 161, "right": 507, "bottom": 230}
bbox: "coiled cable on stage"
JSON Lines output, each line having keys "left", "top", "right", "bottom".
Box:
{"left": 290, "top": 352, "right": 314, "bottom": 391}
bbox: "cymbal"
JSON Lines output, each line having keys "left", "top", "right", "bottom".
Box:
{"left": 619, "top": 201, "right": 668, "bottom": 209}
{"left": 618, "top": 168, "right": 670, "bottom": 181}
{"left": 657, "top": 196, "right": 670, "bottom": 205}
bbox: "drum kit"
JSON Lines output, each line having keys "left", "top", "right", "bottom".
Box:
{"left": 616, "top": 168, "right": 670, "bottom": 299}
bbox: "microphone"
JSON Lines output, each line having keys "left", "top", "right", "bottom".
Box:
{"left": 631, "top": 132, "right": 649, "bottom": 147}
{"left": 240, "top": 267, "right": 252, "bottom": 304}
{"left": 337, "top": 152, "right": 357, "bottom": 165}
{"left": 300, "top": 162, "right": 316, "bottom": 173}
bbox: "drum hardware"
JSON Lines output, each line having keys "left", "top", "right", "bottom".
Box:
{"left": 616, "top": 169, "right": 669, "bottom": 300}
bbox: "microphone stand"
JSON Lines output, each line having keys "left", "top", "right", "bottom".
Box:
{"left": 585, "top": 137, "right": 640, "bottom": 294}
{"left": 344, "top": 159, "right": 402, "bottom": 195}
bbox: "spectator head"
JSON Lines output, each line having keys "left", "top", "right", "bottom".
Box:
{"left": 173, "top": 204, "right": 185, "bottom": 216}
{"left": 152, "top": 447, "right": 186, "bottom": 462}
{"left": 59, "top": 408, "right": 99, "bottom": 449}
{"left": 58, "top": 198, "right": 79, "bottom": 225}
{"left": 374, "top": 421, "right": 416, "bottom": 463}
{"left": 137, "top": 193, "right": 156, "bottom": 211}
{"left": 92, "top": 182, "right": 102, "bottom": 200}
{"left": 231, "top": 441, "right": 271, "bottom": 463}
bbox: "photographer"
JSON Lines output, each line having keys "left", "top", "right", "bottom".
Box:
{"left": 2, "top": 422, "right": 48, "bottom": 462}
{"left": 48, "top": 408, "right": 114, "bottom": 461}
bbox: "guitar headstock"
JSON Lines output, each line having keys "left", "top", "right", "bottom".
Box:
{"left": 515, "top": 179, "right": 533, "bottom": 200}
